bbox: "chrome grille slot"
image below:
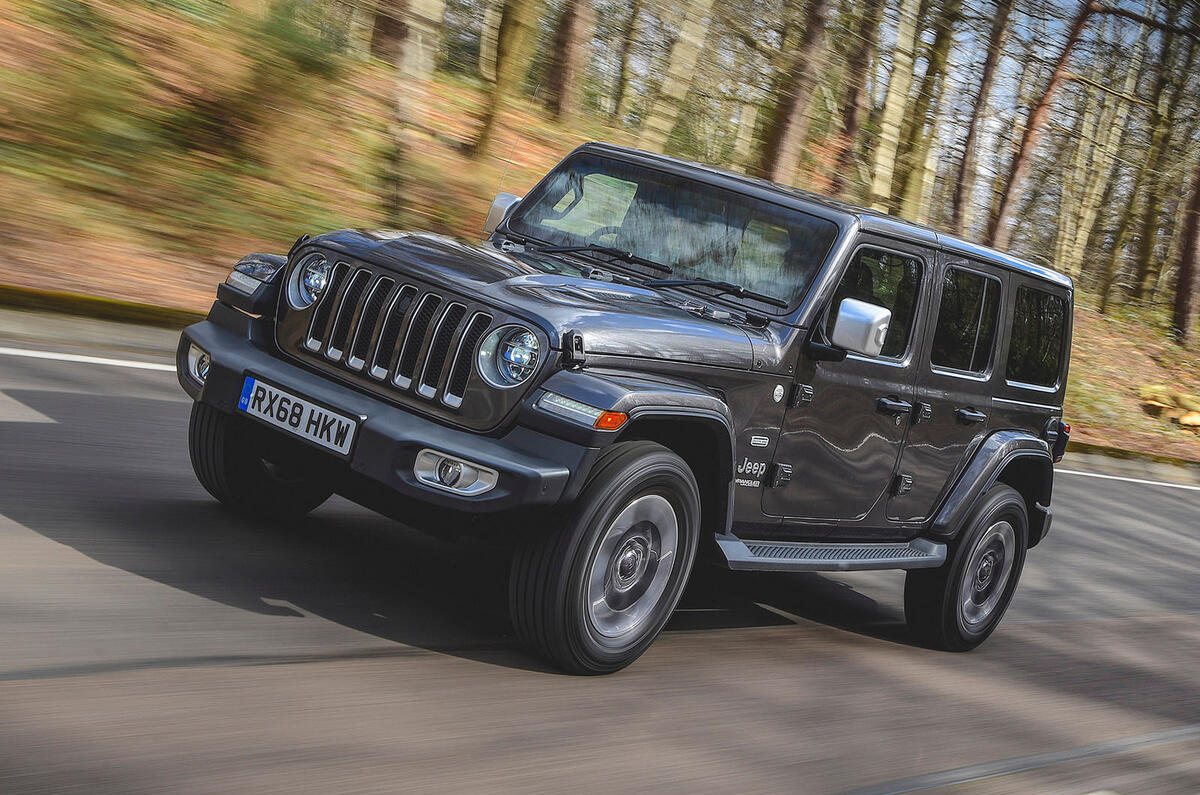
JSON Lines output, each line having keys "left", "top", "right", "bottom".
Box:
{"left": 417, "top": 303, "right": 467, "bottom": 399}
{"left": 444, "top": 312, "right": 492, "bottom": 408}
{"left": 346, "top": 277, "right": 395, "bottom": 371}
{"left": 369, "top": 284, "right": 418, "bottom": 379}
{"left": 305, "top": 262, "right": 350, "bottom": 350}
{"left": 325, "top": 268, "right": 371, "bottom": 361}
{"left": 393, "top": 293, "right": 442, "bottom": 389}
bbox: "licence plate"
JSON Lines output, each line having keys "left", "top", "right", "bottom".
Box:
{"left": 237, "top": 376, "right": 357, "bottom": 456}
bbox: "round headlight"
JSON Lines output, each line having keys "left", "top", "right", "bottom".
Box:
{"left": 287, "top": 253, "right": 330, "bottom": 309}
{"left": 478, "top": 325, "right": 540, "bottom": 387}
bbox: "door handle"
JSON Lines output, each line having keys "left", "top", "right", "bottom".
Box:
{"left": 876, "top": 396, "right": 913, "bottom": 416}
{"left": 956, "top": 407, "right": 988, "bottom": 424}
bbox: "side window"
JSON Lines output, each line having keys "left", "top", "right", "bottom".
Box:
{"left": 930, "top": 267, "right": 1000, "bottom": 374}
{"left": 828, "top": 247, "right": 923, "bottom": 359}
{"left": 1006, "top": 285, "right": 1067, "bottom": 387}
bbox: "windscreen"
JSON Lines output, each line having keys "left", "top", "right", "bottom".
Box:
{"left": 507, "top": 153, "right": 840, "bottom": 311}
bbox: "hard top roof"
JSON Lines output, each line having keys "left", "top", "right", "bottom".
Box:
{"left": 575, "top": 142, "right": 1073, "bottom": 291}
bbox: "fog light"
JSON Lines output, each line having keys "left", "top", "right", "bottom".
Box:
{"left": 414, "top": 449, "right": 498, "bottom": 496}
{"left": 436, "top": 458, "right": 463, "bottom": 488}
{"left": 187, "top": 344, "right": 210, "bottom": 384}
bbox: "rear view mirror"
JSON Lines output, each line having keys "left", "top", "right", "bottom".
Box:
{"left": 484, "top": 193, "right": 521, "bottom": 236}
{"left": 830, "top": 298, "right": 892, "bottom": 357}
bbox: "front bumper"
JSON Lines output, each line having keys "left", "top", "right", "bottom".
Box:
{"left": 178, "top": 302, "right": 592, "bottom": 513}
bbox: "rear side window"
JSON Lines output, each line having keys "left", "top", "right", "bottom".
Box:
{"left": 1006, "top": 286, "right": 1067, "bottom": 387}
{"left": 931, "top": 267, "right": 1000, "bottom": 374}
{"left": 828, "top": 248, "right": 923, "bottom": 359}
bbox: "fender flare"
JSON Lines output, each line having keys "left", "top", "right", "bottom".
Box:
{"left": 528, "top": 369, "right": 736, "bottom": 532}
{"left": 929, "top": 430, "right": 1054, "bottom": 546}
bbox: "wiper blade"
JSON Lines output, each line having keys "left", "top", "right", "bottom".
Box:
{"left": 533, "top": 243, "right": 673, "bottom": 274}
{"left": 642, "top": 278, "right": 788, "bottom": 309}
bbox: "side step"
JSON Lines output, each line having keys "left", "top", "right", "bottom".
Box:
{"left": 715, "top": 533, "right": 947, "bottom": 573}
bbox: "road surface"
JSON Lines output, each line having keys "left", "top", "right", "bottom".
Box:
{"left": 2, "top": 308, "right": 1199, "bottom": 794}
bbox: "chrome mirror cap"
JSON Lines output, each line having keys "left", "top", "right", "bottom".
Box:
{"left": 484, "top": 193, "right": 522, "bottom": 236}
{"left": 830, "top": 297, "right": 892, "bottom": 357}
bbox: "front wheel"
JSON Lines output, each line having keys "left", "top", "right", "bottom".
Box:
{"left": 188, "top": 402, "right": 333, "bottom": 519}
{"left": 905, "top": 484, "right": 1028, "bottom": 651}
{"left": 510, "top": 441, "right": 701, "bottom": 674}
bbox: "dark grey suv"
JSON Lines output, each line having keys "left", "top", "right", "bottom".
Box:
{"left": 177, "top": 142, "right": 1072, "bottom": 673}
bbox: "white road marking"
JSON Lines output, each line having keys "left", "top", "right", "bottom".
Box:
{"left": 0, "top": 346, "right": 175, "bottom": 372}
{"left": 0, "top": 390, "right": 55, "bottom": 423}
{"left": 1057, "top": 468, "right": 1200, "bottom": 493}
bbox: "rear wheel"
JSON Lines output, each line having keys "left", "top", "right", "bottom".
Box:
{"left": 905, "top": 484, "right": 1028, "bottom": 651}
{"left": 510, "top": 441, "right": 701, "bottom": 674}
{"left": 188, "top": 402, "right": 332, "bottom": 519}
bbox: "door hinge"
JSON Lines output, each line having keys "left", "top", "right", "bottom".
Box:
{"left": 769, "top": 462, "right": 793, "bottom": 488}
{"left": 789, "top": 383, "right": 814, "bottom": 407}
{"left": 892, "top": 473, "right": 914, "bottom": 496}
{"left": 915, "top": 402, "right": 933, "bottom": 423}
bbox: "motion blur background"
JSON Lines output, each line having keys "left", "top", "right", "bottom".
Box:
{"left": 3, "top": 0, "right": 1200, "bottom": 458}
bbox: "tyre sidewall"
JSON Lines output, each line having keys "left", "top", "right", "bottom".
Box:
{"left": 561, "top": 447, "right": 701, "bottom": 672}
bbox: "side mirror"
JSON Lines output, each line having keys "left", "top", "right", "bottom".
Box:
{"left": 830, "top": 297, "right": 892, "bottom": 357}
{"left": 484, "top": 193, "right": 521, "bottom": 236}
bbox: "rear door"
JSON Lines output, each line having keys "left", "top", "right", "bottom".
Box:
{"left": 887, "top": 255, "right": 1004, "bottom": 522}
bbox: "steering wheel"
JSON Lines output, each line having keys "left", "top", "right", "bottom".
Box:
{"left": 585, "top": 226, "right": 623, "bottom": 244}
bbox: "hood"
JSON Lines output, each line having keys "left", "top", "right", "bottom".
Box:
{"left": 310, "top": 230, "right": 758, "bottom": 369}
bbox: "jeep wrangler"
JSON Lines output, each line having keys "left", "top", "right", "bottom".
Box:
{"left": 178, "top": 142, "right": 1072, "bottom": 674}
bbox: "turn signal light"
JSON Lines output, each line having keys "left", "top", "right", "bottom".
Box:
{"left": 594, "top": 411, "right": 628, "bottom": 430}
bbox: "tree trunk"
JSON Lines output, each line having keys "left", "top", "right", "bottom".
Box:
{"left": 897, "top": 0, "right": 961, "bottom": 220}
{"left": 949, "top": 0, "right": 1012, "bottom": 235}
{"left": 1059, "top": 21, "right": 1148, "bottom": 279}
{"left": 544, "top": 0, "right": 593, "bottom": 120}
{"left": 1132, "top": 29, "right": 1196, "bottom": 299}
{"left": 479, "top": 0, "right": 502, "bottom": 82}
{"left": 986, "top": 0, "right": 1093, "bottom": 250}
{"left": 610, "top": 0, "right": 641, "bottom": 118}
{"left": 827, "top": 0, "right": 885, "bottom": 198}
{"left": 754, "top": 0, "right": 834, "bottom": 182}
{"left": 1171, "top": 158, "right": 1200, "bottom": 342}
{"left": 371, "top": 0, "right": 410, "bottom": 65}
{"left": 867, "top": 0, "right": 921, "bottom": 211}
{"left": 639, "top": 0, "right": 717, "bottom": 153}
{"left": 469, "top": 0, "right": 542, "bottom": 158}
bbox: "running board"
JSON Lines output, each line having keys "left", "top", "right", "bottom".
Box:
{"left": 715, "top": 533, "right": 947, "bottom": 572}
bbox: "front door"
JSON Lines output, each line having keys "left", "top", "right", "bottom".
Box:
{"left": 888, "top": 257, "right": 1004, "bottom": 522}
{"left": 762, "top": 240, "right": 930, "bottom": 522}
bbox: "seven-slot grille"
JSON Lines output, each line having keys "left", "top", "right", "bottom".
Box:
{"left": 299, "top": 262, "right": 492, "bottom": 409}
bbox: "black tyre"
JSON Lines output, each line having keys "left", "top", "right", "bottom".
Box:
{"left": 905, "top": 484, "right": 1028, "bottom": 651}
{"left": 510, "top": 441, "right": 701, "bottom": 674}
{"left": 188, "top": 402, "right": 332, "bottom": 519}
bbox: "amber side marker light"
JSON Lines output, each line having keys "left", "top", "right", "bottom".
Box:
{"left": 594, "top": 411, "right": 628, "bottom": 431}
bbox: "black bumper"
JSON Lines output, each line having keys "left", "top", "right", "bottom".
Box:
{"left": 178, "top": 302, "right": 592, "bottom": 513}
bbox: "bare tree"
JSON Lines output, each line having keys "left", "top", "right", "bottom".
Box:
{"left": 868, "top": 0, "right": 921, "bottom": 211}
{"left": 1172, "top": 156, "right": 1200, "bottom": 342}
{"left": 754, "top": 0, "right": 833, "bottom": 182}
{"left": 639, "top": 0, "right": 717, "bottom": 152}
{"left": 827, "top": 0, "right": 885, "bottom": 199}
{"left": 545, "top": 0, "right": 594, "bottom": 120}
{"left": 469, "top": 0, "right": 543, "bottom": 158}
{"left": 950, "top": 0, "right": 1013, "bottom": 234}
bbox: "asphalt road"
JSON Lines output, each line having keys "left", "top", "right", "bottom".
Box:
{"left": 2, "top": 308, "right": 1200, "bottom": 794}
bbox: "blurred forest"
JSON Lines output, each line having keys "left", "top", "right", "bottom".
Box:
{"left": 3, "top": 0, "right": 1200, "bottom": 453}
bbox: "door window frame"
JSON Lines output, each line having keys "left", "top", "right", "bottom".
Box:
{"left": 927, "top": 261, "right": 1004, "bottom": 383}
{"left": 819, "top": 240, "right": 931, "bottom": 369}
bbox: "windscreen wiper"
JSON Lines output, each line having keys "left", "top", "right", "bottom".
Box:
{"left": 532, "top": 243, "right": 673, "bottom": 274}
{"left": 641, "top": 278, "right": 788, "bottom": 309}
